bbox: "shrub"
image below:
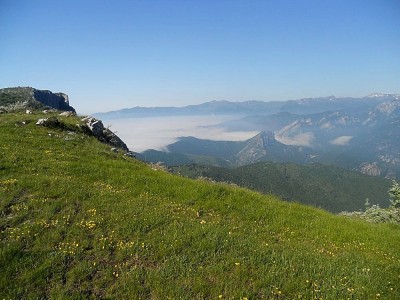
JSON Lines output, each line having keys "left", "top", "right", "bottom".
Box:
{"left": 340, "top": 180, "right": 400, "bottom": 224}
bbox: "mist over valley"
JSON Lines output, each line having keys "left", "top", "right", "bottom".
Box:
{"left": 101, "top": 115, "right": 259, "bottom": 152}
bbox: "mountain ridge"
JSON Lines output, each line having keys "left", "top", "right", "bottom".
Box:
{"left": 94, "top": 94, "right": 399, "bottom": 119}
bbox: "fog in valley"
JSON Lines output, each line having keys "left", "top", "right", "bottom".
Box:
{"left": 102, "top": 115, "right": 259, "bottom": 152}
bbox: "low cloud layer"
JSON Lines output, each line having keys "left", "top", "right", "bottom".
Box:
{"left": 103, "top": 116, "right": 259, "bottom": 152}
{"left": 276, "top": 132, "right": 315, "bottom": 147}
{"left": 330, "top": 135, "right": 353, "bottom": 146}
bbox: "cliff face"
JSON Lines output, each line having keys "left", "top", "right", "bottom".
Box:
{"left": 0, "top": 87, "right": 76, "bottom": 112}
{"left": 33, "top": 89, "right": 75, "bottom": 112}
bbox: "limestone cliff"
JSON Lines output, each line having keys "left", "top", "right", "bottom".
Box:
{"left": 33, "top": 89, "right": 75, "bottom": 112}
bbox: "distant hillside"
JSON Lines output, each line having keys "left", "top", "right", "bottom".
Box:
{"left": 171, "top": 162, "right": 392, "bottom": 213}
{"left": 210, "top": 95, "right": 400, "bottom": 179}
{"left": 1, "top": 111, "right": 400, "bottom": 299}
{"left": 94, "top": 100, "right": 284, "bottom": 119}
{"left": 0, "top": 87, "right": 75, "bottom": 112}
{"left": 94, "top": 93, "right": 400, "bottom": 179}
{"left": 138, "top": 95, "right": 400, "bottom": 179}
{"left": 136, "top": 131, "right": 319, "bottom": 168}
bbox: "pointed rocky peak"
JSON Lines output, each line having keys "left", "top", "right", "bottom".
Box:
{"left": 235, "top": 131, "right": 276, "bottom": 165}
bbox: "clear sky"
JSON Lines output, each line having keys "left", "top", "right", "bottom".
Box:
{"left": 1, "top": 0, "right": 399, "bottom": 114}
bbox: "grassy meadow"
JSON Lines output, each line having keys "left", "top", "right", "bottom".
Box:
{"left": 0, "top": 112, "right": 399, "bottom": 299}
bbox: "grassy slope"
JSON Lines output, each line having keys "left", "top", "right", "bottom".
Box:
{"left": 0, "top": 112, "right": 399, "bottom": 299}
{"left": 171, "top": 163, "right": 392, "bottom": 213}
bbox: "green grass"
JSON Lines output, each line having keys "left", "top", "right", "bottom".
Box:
{"left": 1, "top": 112, "right": 400, "bottom": 299}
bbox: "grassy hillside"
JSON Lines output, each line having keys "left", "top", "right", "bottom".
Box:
{"left": 1, "top": 112, "right": 400, "bottom": 299}
{"left": 171, "top": 163, "right": 392, "bottom": 213}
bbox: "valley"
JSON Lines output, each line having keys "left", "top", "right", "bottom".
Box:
{"left": 101, "top": 94, "right": 400, "bottom": 179}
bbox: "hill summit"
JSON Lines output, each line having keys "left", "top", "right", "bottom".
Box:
{"left": 0, "top": 87, "right": 75, "bottom": 113}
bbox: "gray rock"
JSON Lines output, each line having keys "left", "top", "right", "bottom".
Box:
{"left": 59, "top": 111, "right": 76, "bottom": 117}
{"left": 36, "top": 118, "right": 48, "bottom": 125}
{"left": 82, "top": 117, "right": 129, "bottom": 151}
{"left": 81, "top": 116, "right": 92, "bottom": 122}
{"left": 124, "top": 151, "right": 136, "bottom": 158}
{"left": 88, "top": 120, "right": 105, "bottom": 137}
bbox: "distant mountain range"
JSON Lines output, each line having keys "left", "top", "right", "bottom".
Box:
{"left": 130, "top": 94, "right": 400, "bottom": 179}
{"left": 95, "top": 94, "right": 400, "bottom": 179}
{"left": 94, "top": 94, "right": 391, "bottom": 119}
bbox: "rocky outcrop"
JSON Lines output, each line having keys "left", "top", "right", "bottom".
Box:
{"left": 35, "top": 115, "right": 129, "bottom": 151}
{"left": 0, "top": 87, "right": 75, "bottom": 112}
{"left": 59, "top": 111, "right": 76, "bottom": 117}
{"left": 82, "top": 117, "right": 129, "bottom": 151}
{"left": 359, "top": 162, "right": 382, "bottom": 176}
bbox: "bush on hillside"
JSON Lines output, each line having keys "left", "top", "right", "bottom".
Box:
{"left": 340, "top": 180, "right": 400, "bottom": 224}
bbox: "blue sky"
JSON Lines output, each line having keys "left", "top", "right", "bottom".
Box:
{"left": 1, "top": 0, "right": 399, "bottom": 113}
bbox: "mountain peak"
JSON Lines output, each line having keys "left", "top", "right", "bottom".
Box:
{"left": 235, "top": 131, "right": 276, "bottom": 165}
{"left": 298, "top": 95, "right": 336, "bottom": 102}
{"left": 367, "top": 93, "right": 400, "bottom": 99}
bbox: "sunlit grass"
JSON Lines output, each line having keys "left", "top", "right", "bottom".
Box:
{"left": 1, "top": 112, "right": 399, "bottom": 299}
